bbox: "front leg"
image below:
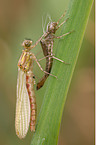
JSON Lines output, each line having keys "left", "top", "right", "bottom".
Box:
{"left": 29, "top": 32, "right": 49, "bottom": 50}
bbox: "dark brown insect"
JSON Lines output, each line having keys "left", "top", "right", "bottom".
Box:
{"left": 36, "top": 11, "right": 72, "bottom": 90}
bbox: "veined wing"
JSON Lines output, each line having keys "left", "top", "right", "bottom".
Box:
{"left": 15, "top": 68, "right": 30, "bottom": 139}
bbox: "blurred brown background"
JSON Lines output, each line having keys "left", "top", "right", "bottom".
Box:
{"left": 0, "top": 0, "right": 94, "bottom": 145}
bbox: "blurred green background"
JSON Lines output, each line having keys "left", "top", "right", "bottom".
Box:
{"left": 0, "top": 0, "right": 94, "bottom": 145}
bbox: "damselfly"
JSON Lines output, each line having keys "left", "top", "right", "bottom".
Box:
{"left": 37, "top": 11, "right": 73, "bottom": 90}
{"left": 15, "top": 39, "right": 55, "bottom": 139}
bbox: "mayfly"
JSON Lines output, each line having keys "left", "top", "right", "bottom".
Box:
{"left": 15, "top": 38, "right": 54, "bottom": 139}
{"left": 36, "top": 11, "right": 73, "bottom": 90}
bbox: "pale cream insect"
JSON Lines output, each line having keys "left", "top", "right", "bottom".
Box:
{"left": 15, "top": 39, "right": 55, "bottom": 139}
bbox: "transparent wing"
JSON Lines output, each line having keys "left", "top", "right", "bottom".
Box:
{"left": 42, "top": 13, "right": 52, "bottom": 33}
{"left": 15, "top": 68, "right": 30, "bottom": 139}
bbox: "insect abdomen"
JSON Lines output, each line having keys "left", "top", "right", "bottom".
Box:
{"left": 36, "top": 56, "right": 53, "bottom": 90}
{"left": 26, "top": 70, "right": 37, "bottom": 131}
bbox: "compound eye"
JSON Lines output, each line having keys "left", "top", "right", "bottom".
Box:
{"left": 22, "top": 40, "right": 32, "bottom": 48}
{"left": 25, "top": 42, "right": 31, "bottom": 47}
{"left": 33, "top": 76, "right": 35, "bottom": 79}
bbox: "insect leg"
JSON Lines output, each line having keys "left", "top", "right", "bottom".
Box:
{"left": 30, "top": 32, "right": 49, "bottom": 49}
{"left": 34, "top": 57, "right": 57, "bottom": 78}
{"left": 38, "top": 54, "right": 70, "bottom": 64}
{"left": 54, "top": 31, "right": 73, "bottom": 39}
{"left": 56, "top": 18, "right": 69, "bottom": 30}
{"left": 38, "top": 55, "right": 54, "bottom": 61}
{"left": 52, "top": 56, "right": 70, "bottom": 64}
{"left": 56, "top": 10, "right": 66, "bottom": 25}
{"left": 38, "top": 56, "right": 48, "bottom": 61}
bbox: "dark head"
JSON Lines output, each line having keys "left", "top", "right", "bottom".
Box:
{"left": 47, "top": 22, "right": 57, "bottom": 34}
{"left": 22, "top": 39, "right": 32, "bottom": 51}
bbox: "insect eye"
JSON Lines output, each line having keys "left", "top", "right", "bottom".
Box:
{"left": 33, "top": 76, "right": 35, "bottom": 79}
{"left": 25, "top": 42, "right": 31, "bottom": 47}
{"left": 22, "top": 40, "right": 32, "bottom": 48}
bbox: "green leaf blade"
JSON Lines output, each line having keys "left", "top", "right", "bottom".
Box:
{"left": 31, "top": 0, "right": 94, "bottom": 144}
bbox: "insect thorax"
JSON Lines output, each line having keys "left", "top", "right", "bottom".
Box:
{"left": 47, "top": 22, "right": 57, "bottom": 34}
{"left": 18, "top": 51, "right": 33, "bottom": 72}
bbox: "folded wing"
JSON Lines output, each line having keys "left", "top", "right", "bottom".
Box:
{"left": 15, "top": 68, "right": 30, "bottom": 139}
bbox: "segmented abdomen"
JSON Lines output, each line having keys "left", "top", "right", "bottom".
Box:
{"left": 36, "top": 40, "right": 53, "bottom": 90}
{"left": 26, "top": 69, "right": 37, "bottom": 131}
{"left": 37, "top": 56, "right": 53, "bottom": 90}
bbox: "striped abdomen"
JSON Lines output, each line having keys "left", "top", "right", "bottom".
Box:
{"left": 26, "top": 69, "right": 37, "bottom": 131}
{"left": 36, "top": 40, "right": 53, "bottom": 90}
